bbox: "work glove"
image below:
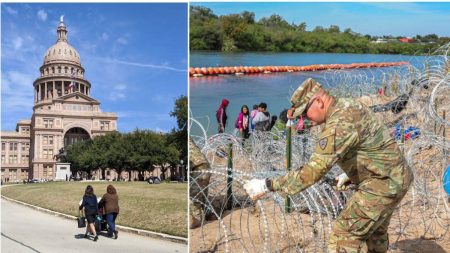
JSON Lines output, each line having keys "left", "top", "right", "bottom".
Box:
{"left": 243, "top": 179, "right": 269, "bottom": 201}
{"left": 335, "top": 173, "right": 351, "bottom": 191}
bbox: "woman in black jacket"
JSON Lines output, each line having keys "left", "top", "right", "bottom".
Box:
{"left": 79, "top": 185, "right": 99, "bottom": 241}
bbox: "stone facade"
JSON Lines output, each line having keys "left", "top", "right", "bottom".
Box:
{"left": 1, "top": 121, "right": 32, "bottom": 182}
{"left": 1, "top": 18, "right": 117, "bottom": 182}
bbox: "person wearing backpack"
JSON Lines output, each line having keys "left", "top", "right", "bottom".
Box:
{"left": 216, "top": 99, "right": 229, "bottom": 133}
{"left": 235, "top": 105, "right": 250, "bottom": 140}
{"left": 253, "top": 103, "right": 271, "bottom": 131}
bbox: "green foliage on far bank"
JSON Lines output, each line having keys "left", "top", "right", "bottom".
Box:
{"left": 190, "top": 6, "right": 450, "bottom": 55}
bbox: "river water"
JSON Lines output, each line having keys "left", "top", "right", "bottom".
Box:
{"left": 190, "top": 52, "right": 429, "bottom": 136}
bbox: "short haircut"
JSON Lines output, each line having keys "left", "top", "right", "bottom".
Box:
{"left": 258, "top": 102, "right": 267, "bottom": 109}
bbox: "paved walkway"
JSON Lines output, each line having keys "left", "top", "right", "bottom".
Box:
{"left": 1, "top": 199, "right": 187, "bottom": 253}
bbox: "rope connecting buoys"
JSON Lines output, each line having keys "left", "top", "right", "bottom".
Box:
{"left": 189, "top": 62, "right": 409, "bottom": 77}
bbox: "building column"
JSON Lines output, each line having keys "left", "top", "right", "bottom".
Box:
{"left": 41, "top": 83, "right": 44, "bottom": 100}
{"left": 18, "top": 142, "right": 22, "bottom": 165}
{"left": 44, "top": 82, "right": 48, "bottom": 100}
{"left": 37, "top": 85, "right": 41, "bottom": 101}
{"left": 52, "top": 81, "right": 56, "bottom": 99}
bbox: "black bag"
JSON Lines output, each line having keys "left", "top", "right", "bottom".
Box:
{"left": 94, "top": 215, "right": 105, "bottom": 232}
{"left": 77, "top": 210, "right": 86, "bottom": 228}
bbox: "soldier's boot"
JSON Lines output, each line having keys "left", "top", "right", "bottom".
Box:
{"left": 366, "top": 231, "right": 388, "bottom": 253}
{"left": 366, "top": 215, "right": 390, "bottom": 253}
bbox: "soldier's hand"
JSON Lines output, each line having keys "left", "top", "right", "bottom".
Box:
{"left": 287, "top": 108, "right": 295, "bottom": 120}
{"left": 243, "top": 179, "right": 269, "bottom": 201}
{"left": 335, "top": 173, "right": 351, "bottom": 191}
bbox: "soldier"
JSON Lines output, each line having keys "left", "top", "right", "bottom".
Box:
{"left": 244, "top": 78, "right": 413, "bottom": 253}
{"left": 189, "top": 137, "right": 212, "bottom": 229}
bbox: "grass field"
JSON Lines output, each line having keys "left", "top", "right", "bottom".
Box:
{"left": 1, "top": 181, "right": 187, "bottom": 237}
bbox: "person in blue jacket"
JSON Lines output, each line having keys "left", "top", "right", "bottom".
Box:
{"left": 79, "top": 185, "right": 99, "bottom": 241}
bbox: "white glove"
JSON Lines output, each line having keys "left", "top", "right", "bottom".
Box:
{"left": 243, "top": 179, "right": 269, "bottom": 200}
{"left": 336, "top": 173, "right": 351, "bottom": 191}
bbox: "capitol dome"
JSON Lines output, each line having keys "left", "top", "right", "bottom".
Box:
{"left": 44, "top": 41, "right": 81, "bottom": 65}
{"left": 43, "top": 18, "right": 81, "bottom": 66}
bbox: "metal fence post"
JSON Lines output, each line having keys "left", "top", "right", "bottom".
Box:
{"left": 285, "top": 121, "right": 292, "bottom": 213}
{"left": 227, "top": 143, "right": 233, "bottom": 210}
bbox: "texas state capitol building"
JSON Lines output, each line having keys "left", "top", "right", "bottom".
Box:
{"left": 1, "top": 18, "right": 117, "bottom": 182}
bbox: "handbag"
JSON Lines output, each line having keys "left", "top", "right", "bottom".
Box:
{"left": 77, "top": 209, "right": 86, "bottom": 228}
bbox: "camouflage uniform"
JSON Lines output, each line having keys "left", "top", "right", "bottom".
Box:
{"left": 189, "top": 137, "right": 212, "bottom": 229}
{"left": 271, "top": 79, "right": 414, "bottom": 253}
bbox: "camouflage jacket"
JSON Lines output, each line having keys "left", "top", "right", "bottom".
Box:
{"left": 272, "top": 97, "right": 413, "bottom": 197}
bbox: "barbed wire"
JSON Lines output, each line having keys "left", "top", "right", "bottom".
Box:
{"left": 189, "top": 43, "right": 450, "bottom": 252}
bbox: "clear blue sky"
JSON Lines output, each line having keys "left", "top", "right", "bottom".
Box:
{"left": 1, "top": 3, "right": 187, "bottom": 133}
{"left": 192, "top": 2, "right": 450, "bottom": 37}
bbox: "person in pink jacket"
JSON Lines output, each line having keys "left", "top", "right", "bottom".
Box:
{"left": 235, "top": 105, "right": 250, "bottom": 140}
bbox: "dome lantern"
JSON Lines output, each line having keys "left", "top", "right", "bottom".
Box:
{"left": 57, "top": 15, "right": 68, "bottom": 42}
{"left": 43, "top": 16, "right": 81, "bottom": 66}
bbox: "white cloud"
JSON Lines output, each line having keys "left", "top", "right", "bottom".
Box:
{"left": 116, "top": 37, "right": 128, "bottom": 45}
{"left": 101, "top": 32, "right": 109, "bottom": 40}
{"left": 5, "top": 6, "right": 18, "bottom": 15}
{"left": 108, "top": 83, "right": 127, "bottom": 101}
{"left": 37, "top": 10, "right": 47, "bottom": 22}
{"left": 114, "top": 83, "right": 127, "bottom": 91}
{"left": 12, "top": 37, "right": 23, "bottom": 50}
{"left": 1, "top": 71, "right": 35, "bottom": 113}
{"left": 97, "top": 57, "right": 186, "bottom": 72}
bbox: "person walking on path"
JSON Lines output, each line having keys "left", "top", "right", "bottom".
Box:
{"left": 79, "top": 185, "right": 99, "bottom": 241}
{"left": 244, "top": 78, "right": 413, "bottom": 253}
{"left": 236, "top": 105, "right": 250, "bottom": 140}
{"left": 216, "top": 99, "right": 229, "bottom": 133}
{"left": 99, "top": 185, "right": 120, "bottom": 239}
{"left": 252, "top": 103, "right": 271, "bottom": 131}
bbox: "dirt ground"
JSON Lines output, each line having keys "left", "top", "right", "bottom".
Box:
{"left": 190, "top": 92, "right": 450, "bottom": 252}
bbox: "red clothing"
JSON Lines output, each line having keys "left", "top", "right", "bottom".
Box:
{"left": 236, "top": 112, "right": 249, "bottom": 130}
{"left": 217, "top": 99, "right": 229, "bottom": 128}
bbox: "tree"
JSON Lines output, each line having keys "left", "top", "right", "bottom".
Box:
{"left": 169, "top": 95, "right": 187, "bottom": 163}
{"left": 328, "top": 25, "right": 340, "bottom": 33}
{"left": 296, "top": 22, "right": 307, "bottom": 32}
{"left": 241, "top": 11, "right": 255, "bottom": 24}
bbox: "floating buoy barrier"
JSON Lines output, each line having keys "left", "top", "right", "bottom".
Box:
{"left": 189, "top": 61, "right": 409, "bottom": 77}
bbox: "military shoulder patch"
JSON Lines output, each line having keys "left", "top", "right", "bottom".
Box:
{"left": 319, "top": 138, "right": 328, "bottom": 150}
{"left": 315, "top": 128, "right": 336, "bottom": 155}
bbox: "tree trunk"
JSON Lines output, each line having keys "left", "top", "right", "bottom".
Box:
{"left": 160, "top": 166, "right": 166, "bottom": 180}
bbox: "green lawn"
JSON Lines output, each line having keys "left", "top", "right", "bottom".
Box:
{"left": 1, "top": 181, "right": 187, "bottom": 237}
